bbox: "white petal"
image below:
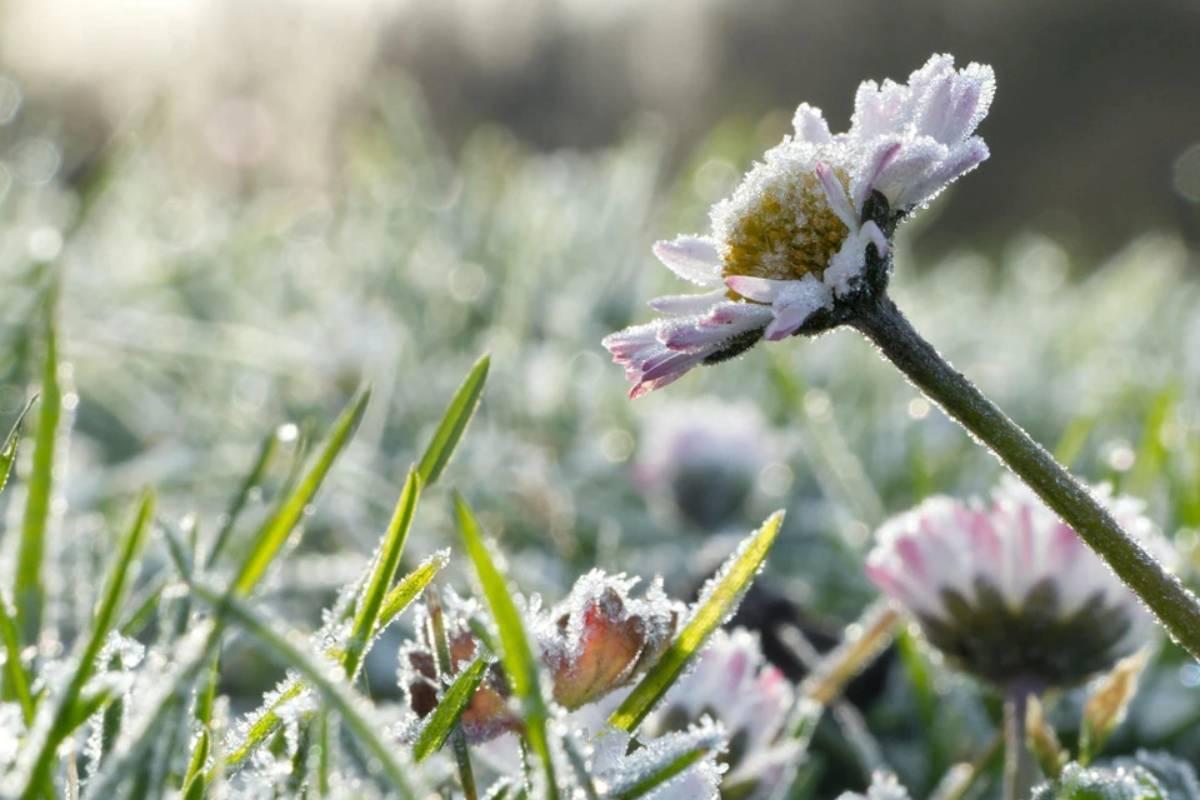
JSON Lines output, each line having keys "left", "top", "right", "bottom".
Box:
{"left": 723, "top": 275, "right": 789, "bottom": 303}
{"left": 648, "top": 289, "right": 726, "bottom": 315}
{"left": 791, "top": 103, "right": 833, "bottom": 145}
{"left": 816, "top": 162, "right": 858, "bottom": 230}
{"left": 651, "top": 236, "right": 723, "bottom": 286}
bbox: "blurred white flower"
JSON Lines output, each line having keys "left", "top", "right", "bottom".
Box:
{"left": 604, "top": 54, "right": 994, "bottom": 397}
{"left": 634, "top": 398, "right": 776, "bottom": 529}
{"left": 649, "top": 628, "right": 798, "bottom": 799}
{"left": 866, "top": 479, "right": 1168, "bottom": 688}
{"left": 584, "top": 719, "right": 727, "bottom": 800}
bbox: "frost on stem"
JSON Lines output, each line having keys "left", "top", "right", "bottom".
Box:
{"left": 603, "top": 54, "right": 994, "bottom": 397}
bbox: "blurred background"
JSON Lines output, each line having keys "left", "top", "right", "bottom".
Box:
{"left": 2, "top": 0, "right": 1200, "bottom": 795}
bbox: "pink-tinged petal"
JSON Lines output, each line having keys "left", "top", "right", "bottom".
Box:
{"left": 724, "top": 275, "right": 788, "bottom": 303}
{"left": 916, "top": 70, "right": 956, "bottom": 142}
{"left": 648, "top": 289, "right": 725, "bottom": 315}
{"left": 652, "top": 236, "right": 723, "bottom": 286}
{"left": 941, "top": 63, "right": 996, "bottom": 144}
{"left": 763, "top": 308, "right": 807, "bottom": 341}
{"left": 851, "top": 139, "right": 902, "bottom": 212}
{"left": 659, "top": 302, "right": 770, "bottom": 350}
{"left": 791, "top": 103, "right": 833, "bottom": 145}
{"left": 704, "top": 301, "right": 772, "bottom": 326}
{"left": 815, "top": 162, "right": 858, "bottom": 230}
{"left": 629, "top": 353, "right": 704, "bottom": 399}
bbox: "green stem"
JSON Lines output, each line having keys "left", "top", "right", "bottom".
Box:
{"left": 852, "top": 295, "right": 1200, "bottom": 662}
{"left": 1002, "top": 687, "right": 1035, "bottom": 800}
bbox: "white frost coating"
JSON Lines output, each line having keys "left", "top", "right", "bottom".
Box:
{"left": 588, "top": 717, "right": 728, "bottom": 800}
{"left": 605, "top": 54, "right": 995, "bottom": 397}
{"left": 836, "top": 771, "right": 913, "bottom": 800}
{"left": 0, "top": 703, "right": 23, "bottom": 772}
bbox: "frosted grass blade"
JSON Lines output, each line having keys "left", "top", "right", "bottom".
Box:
{"left": 0, "top": 594, "right": 34, "bottom": 723}
{"left": 613, "top": 747, "right": 710, "bottom": 800}
{"left": 0, "top": 396, "right": 35, "bottom": 498}
{"left": 609, "top": 510, "right": 784, "bottom": 733}
{"left": 455, "top": 494, "right": 558, "bottom": 800}
{"left": 16, "top": 302, "right": 63, "bottom": 645}
{"left": 224, "top": 552, "right": 444, "bottom": 769}
{"left": 191, "top": 584, "right": 417, "bottom": 799}
{"left": 343, "top": 467, "right": 422, "bottom": 679}
{"left": 413, "top": 656, "right": 488, "bottom": 762}
{"left": 19, "top": 490, "right": 154, "bottom": 799}
{"left": 232, "top": 389, "right": 369, "bottom": 596}
{"left": 417, "top": 354, "right": 489, "bottom": 486}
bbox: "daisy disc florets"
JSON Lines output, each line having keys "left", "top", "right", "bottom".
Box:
{"left": 604, "top": 54, "right": 995, "bottom": 397}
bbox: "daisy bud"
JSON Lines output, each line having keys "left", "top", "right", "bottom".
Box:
{"left": 1026, "top": 695, "right": 1067, "bottom": 779}
{"left": 537, "top": 570, "right": 678, "bottom": 710}
{"left": 866, "top": 479, "right": 1169, "bottom": 691}
{"left": 1080, "top": 650, "right": 1150, "bottom": 763}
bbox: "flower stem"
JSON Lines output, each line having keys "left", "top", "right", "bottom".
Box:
{"left": 1002, "top": 687, "right": 1035, "bottom": 800}
{"left": 851, "top": 295, "right": 1200, "bottom": 662}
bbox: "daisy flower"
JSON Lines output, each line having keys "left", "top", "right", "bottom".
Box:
{"left": 603, "top": 54, "right": 994, "bottom": 397}
{"left": 865, "top": 480, "right": 1168, "bottom": 689}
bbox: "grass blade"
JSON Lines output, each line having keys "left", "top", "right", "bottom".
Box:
{"left": 0, "top": 594, "right": 34, "bottom": 723}
{"left": 417, "top": 354, "right": 489, "bottom": 486}
{"left": 609, "top": 510, "right": 784, "bottom": 733}
{"left": 206, "top": 426, "right": 284, "bottom": 569}
{"left": 0, "top": 396, "right": 35, "bottom": 498}
{"left": 343, "top": 467, "right": 422, "bottom": 679}
{"left": 20, "top": 490, "right": 155, "bottom": 798}
{"left": 613, "top": 746, "right": 711, "bottom": 800}
{"left": 224, "top": 551, "right": 445, "bottom": 768}
{"left": 455, "top": 493, "right": 558, "bottom": 800}
{"left": 232, "top": 389, "right": 369, "bottom": 596}
{"left": 413, "top": 656, "right": 488, "bottom": 762}
{"left": 16, "top": 299, "right": 63, "bottom": 645}
{"left": 190, "top": 584, "right": 417, "bottom": 799}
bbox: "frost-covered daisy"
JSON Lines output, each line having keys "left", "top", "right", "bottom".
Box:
{"left": 866, "top": 480, "right": 1167, "bottom": 689}
{"left": 604, "top": 54, "right": 994, "bottom": 397}
{"left": 649, "top": 628, "right": 798, "bottom": 799}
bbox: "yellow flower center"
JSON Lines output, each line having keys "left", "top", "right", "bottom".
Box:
{"left": 721, "top": 171, "right": 850, "bottom": 284}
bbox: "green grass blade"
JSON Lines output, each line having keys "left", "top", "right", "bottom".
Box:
{"left": 232, "top": 389, "right": 369, "bottom": 596}
{"left": 416, "top": 354, "right": 489, "bottom": 486}
{"left": 20, "top": 490, "right": 155, "bottom": 799}
{"left": 206, "top": 427, "right": 284, "bottom": 569}
{"left": 343, "top": 467, "right": 422, "bottom": 679}
{"left": 190, "top": 584, "right": 417, "bottom": 799}
{"left": 613, "top": 747, "right": 710, "bottom": 800}
{"left": 455, "top": 493, "right": 558, "bottom": 800}
{"left": 16, "top": 301, "right": 63, "bottom": 645}
{"left": 413, "top": 656, "right": 488, "bottom": 762}
{"left": 224, "top": 552, "right": 445, "bottom": 769}
{"left": 376, "top": 552, "right": 449, "bottom": 633}
{"left": 609, "top": 510, "right": 785, "bottom": 733}
{"left": 0, "top": 396, "right": 35, "bottom": 498}
{"left": 0, "top": 594, "right": 34, "bottom": 723}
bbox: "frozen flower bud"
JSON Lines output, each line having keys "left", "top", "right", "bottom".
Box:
{"left": 1080, "top": 650, "right": 1149, "bottom": 762}
{"left": 604, "top": 54, "right": 994, "bottom": 397}
{"left": 634, "top": 399, "right": 775, "bottom": 530}
{"left": 536, "top": 570, "right": 678, "bottom": 710}
{"left": 401, "top": 601, "right": 521, "bottom": 743}
{"left": 1026, "top": 695, "right": 1068, "bottom": 779}
{"left": 649, "top": 629, "right": 797, "bottom": 799}
{"left": 867, "top": 480, "right": 1169, "bottom": 690}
